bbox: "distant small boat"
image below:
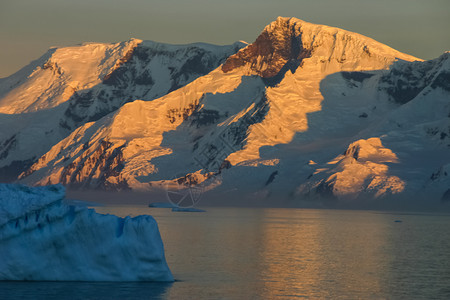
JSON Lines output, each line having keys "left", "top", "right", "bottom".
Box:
{"left": 148, "top": 202, "right": 178, "bottom": 208}
{"left": 149, "top": 202, "right": 206, "bottom": 212}
{"left": 394, "top": 220, "right": 402, "bottom": 223}
{"left": 172, "top": 207, "right": 206, "bottom": 212}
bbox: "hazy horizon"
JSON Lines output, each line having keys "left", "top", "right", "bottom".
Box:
{"left": 66, "top": 188, "right": 450, "bottom": 213}
{"left": 1, "top": 0, "right": 449, "bottom": 78}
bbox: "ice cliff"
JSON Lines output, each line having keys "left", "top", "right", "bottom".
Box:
{"left": 0, "top": 184, "right": 173, "bottom": 281}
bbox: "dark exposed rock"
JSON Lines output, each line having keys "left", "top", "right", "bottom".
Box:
{"left": 430, "top": 167, "right": 449, "bottom": 181}
{"left": 342, "top": 71, "right": 374, "bottom": 82}
{"left": 431, "top": 71, "right": 450, "bottom": 92}
{"left": 380, "top": 57, "right": 444, "bottom": 104}
{"left": 42, "top": 60, "right": 62, "bottom": 75}
{"left": 442, "top": 189, "right": 450, "bottom": 202}
{"left": 62, "top": 42, "right": 243, "bottom": 131}
{"left": 166, "top": 102, "right": 199, "bottom": 124}
{"left": 0, "top": 159, "right": 35, "bottom": 182}
{"left": 179, "top": 52, "right": 213, "bottom": 75}
{"left": 134, "top": 70, "right": 154, "bottom": 85}
{"left": 344, "top": 145, "right": 360, "bottom": 160}
{"left": 133, "top": 46, "right": 149, "bottom": 61}
{"left": 384, "top": 82, "right": 424, "bottom": 104}
{"left": 219, "top": 160, "right": 232, "bottom": 172}
{"left": 190, "top": 109, "right": 220, "bottom": 128}
{"left": 103, "top": 67, "right": 130, "bottom": 87}
{"left": 222, "top": 18, "right": 311, "bottom": 80}
{"left": 58, "top": 139, "right": 129, "bottom": 191}
{"left": 265, "top": 171, "right": 278, "bottom": 186}
{"left": 227, "top": 95, "right": 270, "bottom": 147}
{"left": 191, "top": 93, "right": 270, "bottom": 172}
{"left": 362, "top": 45, "right": 372, "bottom": 57}
{"left": 262, "top": 59, "right": 302, "bottom": 87}
{"left": 315, "top": 179, "right": 337, "bottom": 199}
{"left": 0, "top": 135, "right": 17, "bottom": 161}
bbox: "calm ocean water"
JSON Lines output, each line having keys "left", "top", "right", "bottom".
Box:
{"left": 1, "top": 206, "right": 450, "bottom": 299}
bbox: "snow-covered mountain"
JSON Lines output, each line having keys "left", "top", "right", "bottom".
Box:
{"left": 0, "top": 39, "right": 244, "bottom": 181}
{"left": 296, "top": 52, "right": 450, "bottom": 203}
{"left": 8, "top": 17, "right": 450, "bottom": 206}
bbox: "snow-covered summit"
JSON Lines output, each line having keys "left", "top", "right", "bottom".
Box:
{"left": 0, "top": 38, "right": 244, "bottom": 181}
{"left": 222, "top": 17, "right": 420, "bottom": 79}
{"left": 4, "top": 17, "right": 450, "bottom": 207}
{"left": 0, "top": 39, "right": 140, "bottom": 114}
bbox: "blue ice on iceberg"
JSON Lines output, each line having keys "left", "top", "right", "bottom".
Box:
{"left": 0, "top": 184, "right": 173, "bottom": 281}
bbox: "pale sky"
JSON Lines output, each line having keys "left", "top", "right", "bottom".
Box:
{"left": 0, "top": 0, "right": 449, "bottom": 78}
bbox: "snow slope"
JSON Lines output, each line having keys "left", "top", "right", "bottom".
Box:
{"left": 0, "top": 39, "right": 244, "bottom": 180}
{"left": 0, "top": 183, "right": 173, "bottom": 281}
{"left": 15, "top": 17, "right": 450, "bottom": 206}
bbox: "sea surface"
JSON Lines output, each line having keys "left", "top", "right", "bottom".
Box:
{"left": 1, "top": 206, "right": 450, "bottom": 299}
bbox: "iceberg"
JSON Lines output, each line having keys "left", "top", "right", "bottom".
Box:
{"left": 0, "top": 184, "right": 173, "bottom": 281}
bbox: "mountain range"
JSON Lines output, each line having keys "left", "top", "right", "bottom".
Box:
{"left": 1, "top": 17, "right": 449, "bottom": 208}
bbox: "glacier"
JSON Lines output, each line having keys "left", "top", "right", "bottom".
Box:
{"left": 0, "top": 184, "right": 173, "bottom": 281}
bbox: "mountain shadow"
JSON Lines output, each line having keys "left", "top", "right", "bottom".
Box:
{"left": 0, "top": 41, "right": 242, "bottom": 182}
{"left": 253, "top": 57, "right": 450, "bottom": 208}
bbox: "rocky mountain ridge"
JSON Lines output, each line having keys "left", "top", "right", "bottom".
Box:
{"left": 2, "top": 17, "right": 449, "bottom": 207}
{"left": 0, "top": 39, "right": 244, "bottom": 181}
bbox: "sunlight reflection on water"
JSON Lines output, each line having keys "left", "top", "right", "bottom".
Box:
{"left": 93, "top": 206, "right": 450, "bottom": 299}
{"left": 2, "top": 207, "right": 450, "bottom": 299}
